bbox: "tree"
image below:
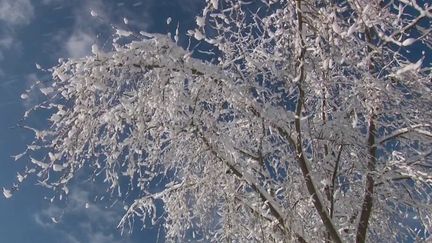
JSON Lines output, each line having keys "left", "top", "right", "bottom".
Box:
{"left": 9, "top": 0, "right": 432, "bottom": 242}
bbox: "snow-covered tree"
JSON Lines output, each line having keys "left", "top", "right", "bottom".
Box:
{"left": 9, "top": 0, "right": 432, "bottom": 242}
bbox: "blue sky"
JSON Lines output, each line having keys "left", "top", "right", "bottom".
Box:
{"left": 0, "top": 0, "right": 202, "bottom": 242}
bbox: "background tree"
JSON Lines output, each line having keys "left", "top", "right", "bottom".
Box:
{"left": 7, "top": 0, "right": 432, "bottom": 242}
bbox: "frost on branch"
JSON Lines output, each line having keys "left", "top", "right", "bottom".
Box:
{"left": 13, "top": 0, "right": 432, "bottom": 242}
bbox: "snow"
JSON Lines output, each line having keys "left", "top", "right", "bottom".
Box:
{"left": 352, "top": 111, "right": 358, "bottom": 128}
{"left": 14, "top": 1, "right": 432, "bottom": 241}
{"left": 62, "top": 186, "right": 69, "bottom": 195}
{"left": 30, "top": 157, "right": 49, "bottom": 169}
{"left": 91, "top": 44, "right": 99, "bottom": 55}
{"left": 196, "top": 16, "right": 205, "bottom": 27}
{"left": 396, "top": 58, "right": 422, "bottom": 75}
{"left": 210, "top": 0, "right": 218, "bottom": 9}
{"left": 401, "top": 38, "right": 416, "bottom": 46}
{"left": 20, "top": 93, "right": 29, "bottom": 100}
{"left": 3, "top": 188, "right": 12, "bottom": 199}
{"left": 52, "top": 164, "right": 64, "bottom": 172}
{"left": 90, "top": 10, "right": 98, "bottom": 17}
{"left": 346, "top": 23, "right": 358, "bottom": 37}
{"left": 332, "top": 22, "right": 342, "bottom": 35}
{"left": 40, "top": 87, "right": 54, "bottom": 96}
{"left": 12, "top": 152, "right": 25, "bottom": 161}
{"left": 116, "top": 29, "right": 133, "bottom": 37}
{"left": 17, "top": 173, "right": 25, "bottom": 182}
{"left": 194, "top": 30, "right": 205, "bottom": 40}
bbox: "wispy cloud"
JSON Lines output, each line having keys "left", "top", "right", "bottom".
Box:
{"left": 0, "top": 36, "right": 13, "bottom": 49}
{"left": 34, "top": 185, "right": 133, "bottom": 243}
{"left": 0, "top": 0, "right": 34, "bottom": 74}
{"left": 41, "top": 0, "right": 65, "bottom": 5}
{"left": 56, "top": 0, "right": 153, "bottom": 58}
{"left": 0, "top": 37, "right": 14, "bottom": 61}
{"left": 65, "top": 31, "right": 95, "bottom": 58}
{"left": 55, "top": 0, "right": 108, "bottom": 58}
{"left": 0, "top": 0, "right": 34, "bottom": 26}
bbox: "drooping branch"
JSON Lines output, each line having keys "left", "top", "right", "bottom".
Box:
{"left": 196, "top": 126, "right": 307, "bottom": 242}
{"left": 11, "top": 1, "right": 432, "bottom": 242}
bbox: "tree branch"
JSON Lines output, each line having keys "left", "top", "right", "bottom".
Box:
{"left": 330, "top": 145, "right": 344, "bottom": 219}
{"left": 196, "top": 127, "right": 307, "bottom": 242}
{"left": 376, "top": 124, "right": 432, "bottom": 146}
{"left": 292, "top": 1, "right": 342, "bottom": 243}
{"left": 356, "top": 114, "right": 376, "bottom": 243}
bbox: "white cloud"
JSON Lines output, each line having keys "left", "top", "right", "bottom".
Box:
{"left": 0, "top": 0, "right": 33, "bottom": 65}
{"left": 0, "top": 36, "right": 21, "bottom": 61}
{"left": 65, "top": 31, "right": 95, "bottom": 58}
{"left": 59, "top": 0, "right": 107, "bottom": 58}
{"left": 33, "top": 185, "right": 133, "bottom": 243}
{"left": 48, "top": 0, "right": 152, "bottom": 60}
{"left": 0, "top": 0, "right": 34, "bottom": 26}
{"left": 0, "top": 36, "right": 13, "bottom": 49}
{"left": 41, "top": 0, "right": 64, "bottom": 5}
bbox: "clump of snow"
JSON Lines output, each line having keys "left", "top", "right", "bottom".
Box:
{"left": 396, "top": 58, "right": 422, "bottom": 75}
{"left": 20, "top": 93, "right": 29, "bottom": 100}
{"left": 53, "top": 164, "right": 64, "bottom": 172}
{"left": 116, "top": 29, "right": 133, "bottom": 37}
{"left": 17, "top": 173, "right": 25, "bottom": 182}
{"left": 196, "top": 16, "right": 205, "bottom": 27}
{"left": 401, "top": 38, "right": 416, "bottom": 46}
{"left": 91, "top": 44, "right": 99, "bottom": 55}
{"left": 90, "top": 10, "right": 98, "bottom": 17}
{"left": 3, "top": 188, "right": 12, "bottom": 199}
{"left": 194, "top": 30, "right": 205, "bottom": 40}
{"left": 40, "top": 87, "right": 54, "bottom": 96}
{"left": 210, "top": 0, "right": 218, "bottom": 9}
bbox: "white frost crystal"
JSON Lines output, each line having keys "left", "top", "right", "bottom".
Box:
{"left": 3, "top": 188, "right": 12, "bottom": 199}
{"left": 90, "top": 10, "right": 98, "bottom": 17}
